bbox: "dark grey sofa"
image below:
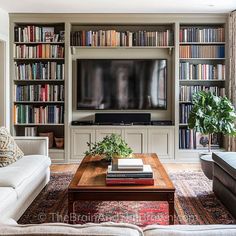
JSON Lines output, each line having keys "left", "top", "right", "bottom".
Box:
{"left": 212, "top": 152, "right": 236, "bottom": 218}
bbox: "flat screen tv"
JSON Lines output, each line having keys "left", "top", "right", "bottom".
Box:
{"left": 76, "top": 59, "right": 167, "bottom": 110}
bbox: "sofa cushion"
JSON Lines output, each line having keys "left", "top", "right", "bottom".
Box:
{"left": 0, "top": 127, "right": 24, "bottom": 167}
{"left": 0, "top": 187, "right": 17, "bottom": 213}
{"left": 0, "top": 155, "right": 51, "bottom": 188}
{"left": 144, "top": 225, "right": 236, "bottom": 236}
{"left": 0, "top": 222, "right": 143, "bottom": 236}
{"left": 212, "top": 152, "right": 236, "bottom": 179}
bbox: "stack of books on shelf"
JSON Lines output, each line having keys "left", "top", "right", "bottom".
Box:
{"left": 179, "top": 27, "right": 224, "bottom": 43}
{"left": 13, "top": 104, "right": 64, "bottom": 124}
{"left": 179, "top": 62, "right": 225, "bottom": 80}
{"left": 179, "top": 85, "right": 225, "bottom": 102}
{"left": 71, "top": 29, "right": 173, "bottom": 47}
{"left": 14, "top": 62, "right": 65, "bottom": 80}
{"left": 24, "top": 127, "right": 37, "bottom": 136}
{"left": 14, "top": 26, "right": 64, "bottom": 43}
{"left": 15, "top": 84, "right": 64, "bottom": 102}
{"left": 179, "top": 45, "right": 225, "bottom": 58}
{"left": 14, "top": 44, "right": 64, "bottom": 59}
{"left": 106, "top": 158, "right": 154, "bottom": 185}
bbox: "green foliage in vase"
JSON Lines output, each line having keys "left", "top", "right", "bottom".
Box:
{"left": 85, "top": 133, "right": 133, "bottom": 161}
{"left": 188, "top": 91, "right": 236, "bottom": 151}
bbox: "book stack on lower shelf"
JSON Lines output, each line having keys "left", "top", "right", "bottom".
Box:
{"left": 106, "top": 158, "right": 154, "bottom": 185}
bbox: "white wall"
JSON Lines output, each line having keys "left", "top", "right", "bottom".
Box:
{"left": 0, "top": 8, "right": 9, "bottom": 128}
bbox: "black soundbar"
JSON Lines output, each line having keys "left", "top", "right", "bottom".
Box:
{"left": 95, "top": 113, "right": 151, "bottom": 124}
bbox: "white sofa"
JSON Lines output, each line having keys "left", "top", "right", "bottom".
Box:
{"left": 0, "top": 137, "right": 51, "bottom": 221}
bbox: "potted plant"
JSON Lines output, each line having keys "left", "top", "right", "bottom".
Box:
{"left": 85, "top": 133, "right": 133, "bottom": 161}
{"left": 188, "top": 91, "right": 236, "bottom": 179}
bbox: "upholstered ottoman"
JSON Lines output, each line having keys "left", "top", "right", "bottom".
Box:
{"left": 212, "top": 152, "right": 236, "bottom": 218}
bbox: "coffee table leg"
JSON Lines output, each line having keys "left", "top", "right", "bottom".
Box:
{"left": 168, "top": 193, "right": 175, "bottom": 225}
{"left": 68, "top": 192, "right": 74, "bottom": 224}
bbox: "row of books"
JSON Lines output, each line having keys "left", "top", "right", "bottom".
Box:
{"left": 71, "top": 30, "right": 173, "bottom": 47}
{"left": 106, "top": 158, "right": 154, "bottom": 185}
{"left": 179, "top": 129, "right": 221, "bottom": 150}
{"left": 179, "top": 104, "right": 193, "bottom": 124}
{"left": 14, "top": 105, "right": 64, "bottom": 124}
{"left": 179, "top": 128, "right": 197, "bottom": 149}
{"left": 14, "top": 44, "right": 64, "bottom": 59}
{"left": 179, "top": 27, "right": 224, "bottom": 43}
{"left": 14, "top": 26, "right": 64, "bottom": 43}
{"left": 179, "top": 86, "right": 225, "bottom": 102}
{"left": 15, "top": 62, "right": 65, "bottom": 81}
{"left": 15, "top": 84, "right": 64, "bottom": 102}
{"left": 179, "top": 62, "right": 225, "bottom": 80}
{"left": 24, "top": 127, "right": 37, "bottom": 136}
{"left": 179, "top": 45, "right": 225, "bottom": 58}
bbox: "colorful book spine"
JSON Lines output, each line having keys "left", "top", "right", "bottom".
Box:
{"left": 106, "top": 178, "right": 154, "bottom": 185}
{"left": 107, "top": 173, "right": 153, "bottom": 178}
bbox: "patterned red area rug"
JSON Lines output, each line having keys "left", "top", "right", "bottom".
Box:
{"left": 18, "top": 170, "right": 236, "bottom": 227}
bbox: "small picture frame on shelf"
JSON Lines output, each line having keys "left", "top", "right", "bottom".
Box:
{"left": 42, "top": 27, "right": 54, "bottom": 42}
{"left": 59, "top": 31, "right": 65, "bottom": 42}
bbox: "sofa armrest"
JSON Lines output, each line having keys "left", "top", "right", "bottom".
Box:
{"left": 14, "top": 137, "right": 48, "bottom": 156}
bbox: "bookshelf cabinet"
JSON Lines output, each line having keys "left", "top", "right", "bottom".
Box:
{"left": 12, "top": 22, "right": 66, "bottom": 162}
{"left": 178, "top": 24, "right": 226, "bottom": 150}
{"left": 9, "top": 14, "right": 228, "bottom": 163}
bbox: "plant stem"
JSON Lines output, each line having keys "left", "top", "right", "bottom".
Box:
{"left": 208, "top": 134, "right": 212, "bottom": 153}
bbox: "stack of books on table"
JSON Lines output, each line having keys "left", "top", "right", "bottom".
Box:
{"left": 106, "top": 158, "right": 154, "bottom": 185}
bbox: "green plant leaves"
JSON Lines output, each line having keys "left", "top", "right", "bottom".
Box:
{"left": 84, "top": 133, "right": 133, "bottom": 161}
{"left": 188, "top": 91, "right": 236, "bottom": 136}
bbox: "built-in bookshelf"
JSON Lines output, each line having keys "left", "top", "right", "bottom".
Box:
{"left": 178, "top": 24, "right": 226, "bottom": 150}
{"left": 12, "top": 23, "right": 65, "bottom": 151}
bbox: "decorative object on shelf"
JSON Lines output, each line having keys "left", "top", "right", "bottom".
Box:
{"left": 85, "top": 133, "right": 133, "bottom": 161}
{"left": 55, "top": 137, "right": 64, "bottom": 149}
{"left": 188, "top": 91, "right": 236, "bottom": 152}
{"left": 39, "top": 132, "right": 54, "bottom": 148}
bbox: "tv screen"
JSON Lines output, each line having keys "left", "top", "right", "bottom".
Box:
{"left": 77, "top": 59, "right": 167, "bottom": 110}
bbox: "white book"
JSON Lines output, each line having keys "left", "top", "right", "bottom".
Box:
{"left": 118, "top": 158, "right": 143, "bottom": 168}
{"left": 108, "top": 165, "right": 153, "bottom": 174}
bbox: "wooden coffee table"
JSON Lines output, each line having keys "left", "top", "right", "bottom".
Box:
{"left": 68, "top": 153, "right": 175, "bottom": 224}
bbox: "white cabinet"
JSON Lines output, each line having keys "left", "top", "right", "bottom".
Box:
{"left": 148, "top": 128, "right": 174, "bottom": 159}
{"left": 124, "top": 128, "right": 147, "bottom": 153}
{"left": 71, "top": 128, "right": 95, "bottom": 161}
{"left": 70, "top": 126, "right": 175, "bottom": 162}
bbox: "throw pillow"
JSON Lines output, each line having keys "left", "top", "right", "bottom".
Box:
{"left": 0, "top": 127, "right": 24, "bottom": 167}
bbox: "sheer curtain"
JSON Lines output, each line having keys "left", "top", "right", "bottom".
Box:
{"left": 228, "top": 10, "right": 236, "bottom": 151}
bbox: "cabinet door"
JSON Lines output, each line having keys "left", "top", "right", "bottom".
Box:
{"left": 71, "top": 128, "right": 95, "bottom": 161}
{"left": 124, "top": 128, "right": 147, "bottom": 153}
{"left": 95, "top": 128, "right": 122, "bottom": 142}
{"left": 148, "top": 128, "right": 174, "bottom": 159}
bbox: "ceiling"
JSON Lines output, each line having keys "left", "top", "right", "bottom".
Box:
{"left": 0, "top": 0, "right": 235, "bottom": 13}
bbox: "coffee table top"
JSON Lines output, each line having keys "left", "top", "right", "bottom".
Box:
{"left": 68, "top": 153, "right": 175, "bottom": 192}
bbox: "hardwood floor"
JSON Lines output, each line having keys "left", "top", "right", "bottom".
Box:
{"left": 50, "top": 163, "right": 201, "bottom": 173}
